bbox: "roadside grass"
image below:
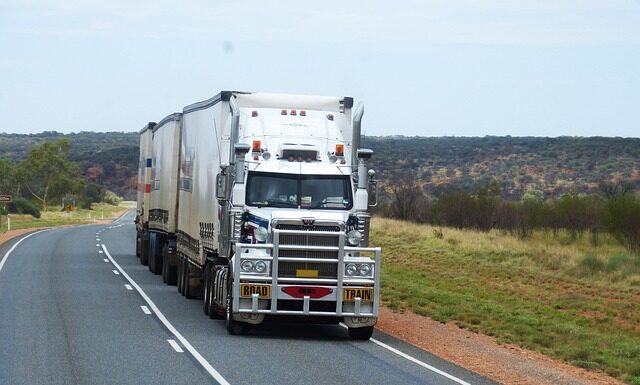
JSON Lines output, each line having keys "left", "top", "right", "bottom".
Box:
{"left": 0, "top": 201, "right": 133, "bottom": 232}
{"left": 372, "top": 218, "right": 640, "bottom": 384}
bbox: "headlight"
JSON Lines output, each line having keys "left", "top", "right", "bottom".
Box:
{"left": 358, "top": 264, "right": 372, "bottom": 277}
{"left": 347, "top": 230, "right": 362, "bottom": 246}
{"left": 254, "top": 226, "right": 268, "bottom": 242}
{"left": 239, "top": 259, "right": 270, "bottom": 275}
{"left": 254, "top": 260, "right": 267, "bottom": 273}
{"left": 241, "top": 260, "right": 254, "bottom": 272}
{"left": 344, "top": 262, "right": 374, "bottom": 278}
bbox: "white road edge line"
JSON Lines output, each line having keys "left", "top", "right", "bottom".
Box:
{"left": 141, "top": 305, "right": 152, "bottom": 315}
{"left": 101, "top": 244, "right": 230, "bottom": 385}
{"left": 0, "top": 230, "right": 50, "bottom": 275}
{"left": 339, "top": 323, "right": 472, "bottom": 385}
{"left": 168, "top": 339, "right": 184, "bottom": 353}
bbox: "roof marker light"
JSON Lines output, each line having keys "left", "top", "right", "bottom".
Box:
{"left": 252, "top": 110, "right": 258, "bottom": 117}
{"left": 291, "top": 109, "right": 297, "bottom": 116}
{"left": 327, "top": 114, "right": 334, "bottom": 121}
{"left": 300, "top": 110, "right": 306, "bottom": 116}
{"left": 252, "top": 140, "right": 261, "bottom": 152}
{"left": 281, "top": 109, "right": 287, "bottom": 115}
{"left": 335, "top": 143, "right": 344, "bottom": 157}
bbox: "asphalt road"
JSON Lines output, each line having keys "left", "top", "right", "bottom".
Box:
{"left": 0, "top": 211, "right": 499, "bottom": 385}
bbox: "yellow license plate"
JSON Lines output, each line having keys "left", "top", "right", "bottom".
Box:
{"left": 296, "top": 269, "right": 319, "bottom": 278}
{"left": 343, "top": 287, "right": 373, "bottom": 302}
{"left": 240, "top": 284, "right": 271, "bottom": 299}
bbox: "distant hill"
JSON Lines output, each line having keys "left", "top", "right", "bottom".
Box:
{"left": 365, "top": 136, "right": 640, "bottom": 198}
{"left": 0, "top": 131, "right": 138, "bottom": 199}
{"left": 1, "top": 132, "right": 639, "bottom": 200}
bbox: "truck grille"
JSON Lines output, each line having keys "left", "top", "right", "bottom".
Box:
{"left": 276, "top": 224, "right": 340, "bottom": 279}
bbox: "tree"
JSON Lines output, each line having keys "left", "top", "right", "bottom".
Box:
{"left": 15, "top": 139, "right": 84, "bottom": 211}
{"left": 0, "top": 159, "right": 17, "bottom": 195}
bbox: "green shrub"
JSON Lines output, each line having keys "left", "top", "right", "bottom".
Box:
{"left": 577, "top": 254, "right": 605, "bottom": 275}
{"left": 103, "top": 190, "right": 123, "bottom": 206}
{"left": 7, "top": 197, "right": 41, "bottom": 218}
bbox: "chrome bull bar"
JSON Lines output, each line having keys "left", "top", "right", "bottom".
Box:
{"left": 232, "top": 229, "right": 381, "bottom": 317}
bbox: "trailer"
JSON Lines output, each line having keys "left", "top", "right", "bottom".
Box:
{"left": 144, "top": 113, "right": 182, "bottom": 286}
{"left": 135, "top": 122, "right": 155, "bottom": 263}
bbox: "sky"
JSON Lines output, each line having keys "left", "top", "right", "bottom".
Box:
{"left": 1, "top": 0, "right": 639, "bottom": 137}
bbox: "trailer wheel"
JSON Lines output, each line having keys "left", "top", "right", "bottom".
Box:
{"left": 135, "top": 233, "right": 141, "bottom": 258}
{"left": 164, "top": 244, "right": 177, "bottom": 286}
{"left": 140, "top": 230, "right": 149, "bottom": 266}
{"left": 162, "top": 245, "right": 169, "bottom": 284}
{"left": 177, "top": 256, "right": 184, "bottom": 295}
{"left": 149, "top": 242, "right": 162, "bottom": 275}
{"left": 348, "top": 326, "right": 374, "bottom": 340}
{"left": 225, "top": 277, "right": 250, "bottom": 335}
{"left": 184, "top": 261, "right": 199, "bottom": 299}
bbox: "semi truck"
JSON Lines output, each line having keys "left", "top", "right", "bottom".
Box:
{"left": 136, "top": 91, "right": 380, "bottom": 339}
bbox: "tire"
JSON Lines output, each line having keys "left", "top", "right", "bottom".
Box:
{"left": 140, "top": 231, "right": 149, "bottom": 266}
{"left": 135, "top": 234, "right": 141, "bottom": 258}
{"left": 162, "top": 245, "right": 169, "bottom": 284}
{"left": 163, "top": 243, "right": 177, "bottom": 286}
{"left": 203, "top": 264, "right": 211, "bottom": 315}
{"left": 209, "top": 266, "right": 222, "bottom": 319}
{"left": 348, "top": 326, "right": 374, "bottom": 340}
{"left": 149, "top": 242, "right": 162, "bottom": 275}
{"left": 182, "top": 260, "right": 198, "bottom": 299}
{"left": 166, "top": 262, "right": 177, "bottom": 286}
{"left": 177, "top": 256, "right": 184, "bottom": 295}
{"left": 225, "top": 276, "right": 250, "bottom": 335}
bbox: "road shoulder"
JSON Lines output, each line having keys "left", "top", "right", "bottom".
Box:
{"left": 377, "top": 307, "right": 624, "bottom": 385}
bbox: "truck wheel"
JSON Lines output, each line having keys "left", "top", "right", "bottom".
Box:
{"left": 348, "top": 326, "right": 374, "bottom": 340}
{"left": 148, "top": 247, "right": 155, "bottom": 272}
{"left": 140, "top": 232, "right": 149, "bottom": 266}
{"left": 225, "top": 277, "right": 250, "bottom": 335}
{"left": 163, "top": 244, "right": 177, "bottom": 286}
{"left": 167, "top": 263, "right": 177, "bottom": 286}
{"left": 184, "top": 261, "right": 198, "bottom": 299}
{"left": 162, "top": 246, "right": 169, "bottom": 284}
{"left": 150, "top": 245, "right": 162, "bottom": 275}
{"left": 203, "top": 265, "right": 211, "bottom": 315}
{"left": 177, "top": 257, "right": 184, "bottom": 295}
{"left": 135, "top": 233, "right": 141, "bottom": 258}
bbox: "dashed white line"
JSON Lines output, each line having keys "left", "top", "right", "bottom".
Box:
{"left": 96, "top": 244, "right": 100, "bottom": 247}
{"left": 339, "top": 323, "right": 472, "bottom": 385}
{"left": 112, "top": 269, "right": 120, "bottom": 275}
{"left": 101, "top": 244, "right": 230, "bottom": 385}
{"left": 98, "top": 250, "right": 104, "bottom": 254}
{"left": 167, "top": 339, "right": 184, "bottom": 353}
{"left": 124, "top": 284, "right": 133, "bottom": 291}
{"left": 141, "top": 305, "right": 152, "bottom": 315}
{"left": 103, "top": 258, "right": 109, "bottom": 263}
{"left": 96, "top": 238, "right": 100, "bottom": 241}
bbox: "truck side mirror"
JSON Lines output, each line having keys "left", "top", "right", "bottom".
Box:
{"left": 367, "top": 169, "right": 378, "bottom": 207}
{"left": 216, "top": 172, "right": 227, "bottom": 201}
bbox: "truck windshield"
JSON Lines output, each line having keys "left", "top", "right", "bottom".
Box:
{"left": 246, "top": 172, "right": 353, "bottom": 210}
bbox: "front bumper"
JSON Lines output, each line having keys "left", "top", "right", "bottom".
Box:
{"left": 232, "top": 228, "right": 381, "bottom": 319}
